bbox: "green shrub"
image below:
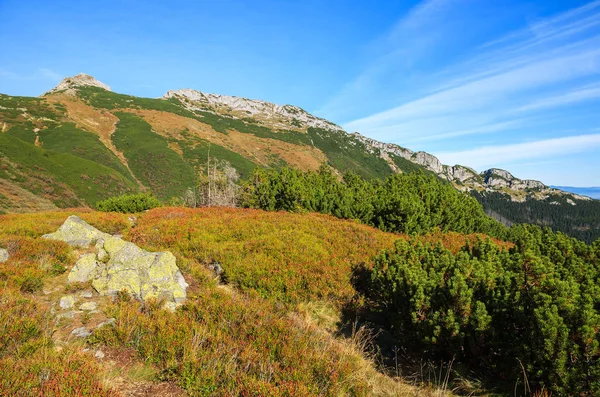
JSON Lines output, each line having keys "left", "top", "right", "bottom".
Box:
{"left": 96, "top": 193, "right": 161, "bottom": 213}
{"left": 359, "top": 226, "right": 600, "bottom": 395}
{"left": 241, "top": 167, "right": 507, "bottom": 238}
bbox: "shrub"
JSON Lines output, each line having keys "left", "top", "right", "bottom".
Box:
{"left": 96, "top": 193, "right": 161, "bottom": 213}
{"left": 241, "top": 167, "right": 508, "bottom": 239}
{"left": 359, "top": 226, "right": 600, "bottom": 395}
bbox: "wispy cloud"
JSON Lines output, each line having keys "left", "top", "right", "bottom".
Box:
{"left": 315, "top": 0, "right": 465, "bottom": 121}
{"left": 436, "top": 133, "right": 600, "bottom": 169}
{"left": 324, "top": 0, "right": 600, "bottom": 162}
{"left": 516, "top": 82, "right": 600, "bottom": 112}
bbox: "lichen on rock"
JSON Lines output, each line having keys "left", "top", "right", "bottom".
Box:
{"left": 44, "top": 215, "right": 188, "bottom": 308}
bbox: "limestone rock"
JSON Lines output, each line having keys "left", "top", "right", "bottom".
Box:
{"left": 79, "top": 302, "right": 97, "bottom": 311}
{"left": 60, "top": 295, "right": 76, "bottom": 309}
{"left": 68, "top": 253, "right": 101, "bottom": 283}
{"left": 45, "top": 73, "right": 111, "bottom": 96}
{"left": 46, "top": 216, "right": 188, "bottom": 307}
{"left": 0, "top": 248, "right": 8, "bottom": 263}
{"left": 164, "top": 88, "right": 344, "bottom": 132}
{"left": 95, "top": 350, "right": 105, "bottom": 359}
{"left": 42, "top": 215, "right": 107, "bottom": 247}
{"left": 71, "top": 327, "right": 91, "bottom": 338}
{"left": 96, "top": 318, "right": 116, "bottom": 329}
{"left": 79, "top": 290, "right": 93, "bottom": 298}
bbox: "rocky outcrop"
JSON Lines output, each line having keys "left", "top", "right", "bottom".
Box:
{"left": 45, "top": 73, "right": 111, "bottom": 95}
{"left": 349, "top": 132, "right": 590, "bottom": 203}
{"left": 44, "top": 216, "right": 187, "bottom": 309}
{"left": 0, "top": 248, "right": 8, "bottom": 263}
{"left": 164, "top": 88, "right": 344, "bottom": 132}
{"left": 482, "top": 169, "right": 546, "bottom": 190}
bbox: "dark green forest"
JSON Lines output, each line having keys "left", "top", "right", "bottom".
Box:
{"left": 473, "top": 191, "right": 600, "bottom": 243}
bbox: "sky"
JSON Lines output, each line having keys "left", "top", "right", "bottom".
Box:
{"left": 1, "top": 0, "right": 599, "bottom": 186}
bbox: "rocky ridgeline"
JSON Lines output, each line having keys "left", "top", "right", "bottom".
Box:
{"left": 164, "top": 88, "right": 344, "bottom": 132}
{"left": 43, "top": 215, "right": 187, "bottom": 310}
{"left": 39, "top": 73, "right": 592, "bottom": 203}
{"left": 351, "top": 132, "right": 590, "bottom": 202}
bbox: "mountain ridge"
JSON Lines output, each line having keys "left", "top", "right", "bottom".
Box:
{"left": 36, "top": 74, "right": 594, "bottom": 202}
{"left": 1, "top": 73, "right": 598, "bottom": 242}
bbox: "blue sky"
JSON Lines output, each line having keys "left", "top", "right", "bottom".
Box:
{"left": 1, "top": 0, "right": 599, "bottom": 186}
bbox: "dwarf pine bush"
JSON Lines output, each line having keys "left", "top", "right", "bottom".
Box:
{"left": 96, "top": 193, "right": 161, "bottom": 213}
{"left": 361, "top": 226, "right": 600, "bottom": 395}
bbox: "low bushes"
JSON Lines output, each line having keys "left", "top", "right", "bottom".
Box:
{"left": 359, "top": 225, "right": 600, "bottom": 394}
{"left": 96, "top": 193, "right": 161, "bottom": 213}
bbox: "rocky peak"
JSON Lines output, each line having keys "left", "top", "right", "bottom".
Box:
{"left": 481, "top": 168, "right": 546, "bottom": 190}
{"left": 45, "top": 73, "right": 111, "bottom": 95}
{"left": 164, "top": 88, "right": 344, "bottom": 132}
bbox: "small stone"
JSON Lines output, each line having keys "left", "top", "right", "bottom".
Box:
{"left": 79, "top": 291, "right": 93, "bottom": 298}
{"left": 0, "top": 248, "right": 9, "bottom": 263}
{"left": 95, "top": 350, "right": 105, "bottom": 359}
{"left": 71, "top": 327, "right": 92, "bottom": 338}
{"left": 59, "top": 295, "right": 76, "bottom": 309}
{"left": 79, "top": 302, "right": 97, "bottom": 311}
{"left": 56, "top": 310, "right": 82, "bottom": 320}
{"left": 97, "top": 248, "right": 108, "bottom": 262}
{"left": 96, "top": 318, "right": 116, "bottom": 329}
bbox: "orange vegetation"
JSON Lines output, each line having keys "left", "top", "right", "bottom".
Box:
{"left": 131, "top": 109, "right": 327, "bottom": 171}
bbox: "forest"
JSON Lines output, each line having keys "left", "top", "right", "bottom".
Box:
{"left": 472, "top": 190, "right": 600, "bottom": 243}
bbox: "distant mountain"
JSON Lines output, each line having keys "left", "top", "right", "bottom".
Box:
{"left": 551, "top": 186, "right": 600, "bottom": 199}
{"left": 0, "top": 73, "right": 598, "bottom": 241}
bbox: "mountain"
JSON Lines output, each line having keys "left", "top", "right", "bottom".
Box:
{"left": 0, "top": 73, "right": 598, "bottom": 241}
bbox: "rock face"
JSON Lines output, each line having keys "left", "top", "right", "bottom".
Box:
{"left": 482, "top": 169, "right": 546, "bottom": 190}
{"left": 44, "top": 216, "right": 187, "bottom": 308}
{"left": 45, "top": 73, "right": 111, "bottom": 95}
{"left": 0, "top": 248, "right": 8, "bottom": 263}
{"left": 349, "top": 132, "right": 591, "bottom": 202}
{"left": 164, "top": 88, "right": 344, "bottom": 132}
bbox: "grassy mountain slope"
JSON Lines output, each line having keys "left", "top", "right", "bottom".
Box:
{"left": 0, "top": 207, "right": 474, "bottom": 396}
{"left": 1, "top": 76, "right": 599, "bottom": 243}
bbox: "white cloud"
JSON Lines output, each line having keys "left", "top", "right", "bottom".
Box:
{"left": 328, "top": 1, "right": 600, "bottom": 149}
{"left": 315, "top": 0, "right": 463, "bottom": 120}
{"left": 435, "top": 134, "right": 600, "bottom": 169}
{"left": 516, "top": 83, "right": 600, "bottom": 112}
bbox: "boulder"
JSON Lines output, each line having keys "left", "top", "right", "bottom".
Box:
{"left": 68, "top": 253, "right": 101, "bottom": 283}
{"left": 45, "top": 216, "right": 187, "bottom": 308}
{"left": 0, "top": 248, "right": 8, "bottom": 263}
{"left": 42, "top": 215, "right": 107, "bottom": 247}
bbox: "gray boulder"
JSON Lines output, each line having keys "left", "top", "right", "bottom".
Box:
{"left": 43, "top": 215, "right": 107, "bottom": 247}
{"left": 45, "top": 216, "right": 187, "bottom": 308}
{"left": 0, "top": 248, "right": 8, "bottom": 263}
